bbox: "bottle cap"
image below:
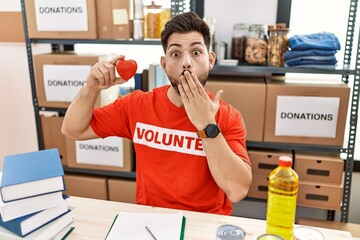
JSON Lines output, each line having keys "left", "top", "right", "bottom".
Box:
{"left": 294, "top": 226, "right": 324, "bottom": 240}
{"left": 278, "top": 156, "right": 292, "bottom": 167}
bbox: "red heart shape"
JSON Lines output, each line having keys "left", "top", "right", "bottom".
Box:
{"left": 116, "top": 59, "right": 138, "bottom": 81}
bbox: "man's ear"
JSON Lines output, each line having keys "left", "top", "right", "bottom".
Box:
{"left": 209, "top": 51, "right": 216, "bottom": 69}
{"left": 160, "top": 56, "right": 167, "bottom": 73}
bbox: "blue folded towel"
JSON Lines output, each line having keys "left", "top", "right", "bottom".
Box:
{"left": 284, "top": 49, "right": 337, "bottom": 60}
{"left": 284, "top": 63, "right": 336, "bottom": 70}
{"left": 288, "top": 32, "right": 341, "bottom": 51}
{"left": 285, "top": 55, "right": 337, "bottom": 66}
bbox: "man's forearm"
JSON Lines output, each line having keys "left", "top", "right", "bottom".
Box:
{"left": 62, "top": 83, "right": 100, "bottom": 140}
{"left": 202, "top": 134, "right": 252, "bottom": 203}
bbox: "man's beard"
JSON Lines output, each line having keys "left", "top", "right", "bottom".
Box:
{"left": 168, "top": 71, "right": 209, "bottom": 95}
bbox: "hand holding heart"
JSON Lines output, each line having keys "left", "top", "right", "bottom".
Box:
{"left": 86, "top": 55, "right": 137, "bottom": 90}
{"left": 116, "top": 59, "right": 138, "bottom": 81}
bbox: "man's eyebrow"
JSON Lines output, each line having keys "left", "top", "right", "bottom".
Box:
{"left": 168, "top": 43, "right": 181, "bottom": 49}
{"left": 190, "top": 41, "right": 204, "bottom": 47}
{"left": 168, "top": 41, "right": 205, "bottom": 50}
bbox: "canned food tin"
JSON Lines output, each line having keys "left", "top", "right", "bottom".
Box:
{"left": 216, "top": 224, "right": 246, "bottom": 240}
{"left": 294, "top": 226, "right": 324, "bottom": 240}
{"left": 256, "top": 233, "right": 284, "bottom": 240}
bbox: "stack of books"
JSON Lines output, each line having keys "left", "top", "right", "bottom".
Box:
{"left": 0, "top": 148, "right": 74, "bottom": 239}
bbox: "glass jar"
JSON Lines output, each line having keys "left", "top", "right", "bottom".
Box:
{"left": 268, "top": 28, "right": 289, "bottom": 67}
{"left": 231, "top": 23, "right": 249, "bottom": 63}
{"left": 144, "top": 1, "right": 171, "bottom": 39}
{"left": 204, "top": 17, "right": 216, "bottom": 52}
{"left": 245, "top": 24, "right": 268, "bottom": 65}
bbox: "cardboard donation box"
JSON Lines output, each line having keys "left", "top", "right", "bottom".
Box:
{"left": 247, "top": 174, "right": 268, "bottom": 199}
{"left": 206, "top": 76, "right": 266, "bottom": 142}
{"left": 264, "top": 80, "right": 350, "bottom": 146}
{"left": 25, "top": 0, "right": 97, "bottom": 39}
{"left": 294, "top": 152, "right": 344, "bottom": 185}
{"left": 0, "top": 1, "right": 24, "bottom": 42}
{"left": 108, "top": 178, "right": 136, "bottom": 204}
{"left": 297, "top": 181, "right": 343, "bottom": 210}
{"left": 248, "top": 149, "right": 292, "bottom": 175}
{"left": 0, "top": 10, "right": 24, "bottom": 42}
{"left": 96, "top": 0, "right": 132, "bottom": 39}
{"left": 64, "top": 174, "right": 108, "bottom": 200}
{"left": 66, "top": 137, "right": 134, "bottom": 172}
{"left": 247, "top": 149, "right": 292, "bottom": 200}
{"left": 34, "top": 53, "right": 103, "bottom": 108}
{"left": 40, "top": 114, "right": 68, "bottom": 166}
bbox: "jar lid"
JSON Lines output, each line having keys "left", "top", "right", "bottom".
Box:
{"left": 256, "top": 233, "right": 284, "bottom": 240}
{"left": 269, "top": 28, "right": 290, "bottom": 32}
{"left": 249, "top": 24, "right": 268, "bottom": 32}
{"left": 233, "top": 23, "right": 250, "bottom": 30}
{"left": 216, "top": 224, "right": 246, "bottom": 240}
{"left": 145, "top": 1, "right": 161, "bottom": 9}
{"left": 294, "top": 226, "right": 324, "bottom": 240}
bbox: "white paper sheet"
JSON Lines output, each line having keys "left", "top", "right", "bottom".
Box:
{"left": 106, "top": 212, "right": 184, "bottom": 240}
{"left": 275, "top": 96, "right": 339, "bottom": 138}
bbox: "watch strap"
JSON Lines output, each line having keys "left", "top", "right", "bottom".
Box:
{"left": 196, "top": 129, "right": 207, "bottom": 138}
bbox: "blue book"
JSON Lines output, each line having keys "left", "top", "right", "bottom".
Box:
{"left": 0, "top": 210, "right": 73, "bottom": 240}
{"left": 134, "top": 73, "right": 142, "bottom": 90}
{"left": 0, "top": 149, "right": 65, "bottom": 203}
{"left": 0, "top": 201, "right": 68, "bottom": 237}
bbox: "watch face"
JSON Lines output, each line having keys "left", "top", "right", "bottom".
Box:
{"left": 205, "top": 124, "right": 220, "bottom": 138}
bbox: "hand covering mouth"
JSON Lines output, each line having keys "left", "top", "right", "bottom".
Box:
{"left": 181, "top": 70, "right": 192, "bottom": 76}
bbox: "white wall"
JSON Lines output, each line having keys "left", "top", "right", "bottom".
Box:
{"left": 204, "top": 0, "right": 278, "bottom": 57}
{"left": 0, "top": 0, "right": 359, "bottom": 224}
{"left": 0, "top": 43, "right": 38, "bottom": 169}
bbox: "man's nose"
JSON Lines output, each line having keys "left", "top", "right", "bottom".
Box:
{"left": 182, "top": 55, "right": 192, "bottom": 70}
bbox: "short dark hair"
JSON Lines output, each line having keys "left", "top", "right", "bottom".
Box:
{"left": 160, "top": 11, "right": 211, "bottom": 53}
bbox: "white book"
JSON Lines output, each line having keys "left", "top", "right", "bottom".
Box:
{"left": 52, "top": 224, "right": 74, "bottom": 240}
{"left": 0, "top": 191, "right": 65, "bottom": 222}
{"left": 0, "top": 200, "right": 69, "bottom": 237}
{"left": 0, "top": 210, "right": 73, "bottom": 240}
{"left": 148, "top": 63, "right": 158, "bottom": 91}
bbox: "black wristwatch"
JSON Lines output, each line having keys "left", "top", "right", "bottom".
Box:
{"left": 196, "top": 124, "right": 221, "bottom": 138}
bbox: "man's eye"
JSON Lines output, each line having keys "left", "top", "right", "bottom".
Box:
{"left": 193, "top": 50, "right": 201, "bottom": 56}
{"left": 172, "top": 52, "right": 180, "bottom": 57}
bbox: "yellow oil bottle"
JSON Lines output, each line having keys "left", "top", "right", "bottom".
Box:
{"left": 266, "top": 156, "right": 298, "bottom": 240}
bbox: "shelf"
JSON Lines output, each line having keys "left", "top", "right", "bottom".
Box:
{"left": 210, "top": 64, "right": 354, "bottom": 76}
{"left": 63, "top": 166, "right": 136, "bottom": 180}
{"left": 30, "top": 38, "right": 161, "bottom": 45}
{"left": 246, "top": 141, "right": 343, "bottom": 153}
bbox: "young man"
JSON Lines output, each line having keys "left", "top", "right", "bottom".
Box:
{"left": 62, "top": 12, "right": 252, "bottom": 215}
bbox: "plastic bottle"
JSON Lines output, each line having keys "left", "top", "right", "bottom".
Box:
{"left": 266, "top": 156, "right": 298, "bottom": 240}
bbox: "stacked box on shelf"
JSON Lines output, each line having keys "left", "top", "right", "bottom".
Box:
{"left": 247, "top": 149, "right": 292, "bottom": 199}
{"left": 294, "top": 152, "right": 344, "bottom": 210}
{"left": 25, "top": 0, "right": 97, "bottom": 39}
{"left": 40, "top": 114, "right": 68, "bottom": 166}
{"left": 206, "top": 76, "right": 266, "bottom": 142}
{"left": 108, "top": 178, "right": 136, "bottom": 204}
{"left": 33, "top": 53, "right": 104, "bottom": 108}
{"left": 64, "top": 174, "right": 108, "bottom": 200}
{"left": 264, "top": 79, "right": 350, "bottom": 146}
{"left": 65, "top": 137, "right": 134, "bottom": 173}
{"left": 96, "top": 0, "right": 132, "bottom": 39}
{"left": 0, "top": 11, "right": 24, "bottom": 42}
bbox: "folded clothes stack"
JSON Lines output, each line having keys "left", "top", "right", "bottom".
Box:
{"left": 284, "top": 32, "right": 341, "bottom": 69}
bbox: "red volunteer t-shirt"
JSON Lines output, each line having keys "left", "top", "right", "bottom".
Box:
{"left": 90, "top": 85, "right": 250, "bottom": 215}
